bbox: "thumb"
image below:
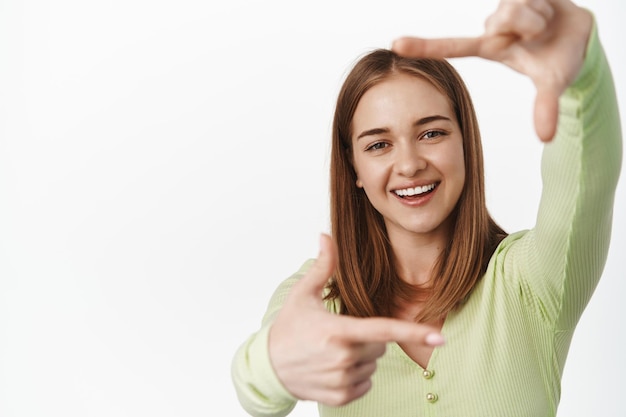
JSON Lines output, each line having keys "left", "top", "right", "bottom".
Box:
{"left": 533, "top": 87, "right": 560, "bottom": 142}
{"left": 296, "top": 233, "right": 337, "bottom": 298}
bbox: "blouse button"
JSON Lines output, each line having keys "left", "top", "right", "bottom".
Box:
{"left": 426, "top": 393, "right": 439, "bottom": 403}
{"left": 422, "top": 369, "right": 434, "bottom": 379}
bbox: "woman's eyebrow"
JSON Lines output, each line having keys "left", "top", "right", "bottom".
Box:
{"left": 356, "top": 115, "right": 452, "bottom": 141}
{"left": 356, "top": 127, "right": 390, "bottom": 140}
{"left": 413, "top": 115, "right": 452, "bottom": 126}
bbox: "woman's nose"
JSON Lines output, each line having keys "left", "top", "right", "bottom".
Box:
{"left": 394, "top": 143, "right": 427, "bottom": 177}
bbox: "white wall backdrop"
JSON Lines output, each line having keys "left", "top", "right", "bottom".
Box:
{"left": 1, "top": 0, "right": 624, "bottom": 416}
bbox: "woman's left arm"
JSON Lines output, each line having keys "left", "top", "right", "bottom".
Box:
{"left": 527, "top": 23, "right": 621, "bottom": 328}
{"left": 392, "top": 0, "right": 622, "bottom": 327}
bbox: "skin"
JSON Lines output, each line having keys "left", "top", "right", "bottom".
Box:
{"left": 351, "top": 74, "right": 465, "bottom": 287}
{"left": 268, "top": 0, "right": 593, "bottom": 407}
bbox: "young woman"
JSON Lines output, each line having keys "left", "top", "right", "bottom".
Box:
{"left": 232, "top": 0, "right": 622, "bottom": 416}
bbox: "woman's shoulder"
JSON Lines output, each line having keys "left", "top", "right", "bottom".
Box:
{"left": 483, "top": 229, "right": 533, "bottom": 281}
{"left": 491, "top": 229, "right": 530, "bottom": 258}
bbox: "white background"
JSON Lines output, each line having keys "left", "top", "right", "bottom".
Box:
{"left": 0, "top": 0, "right": 624, "bottom": 416}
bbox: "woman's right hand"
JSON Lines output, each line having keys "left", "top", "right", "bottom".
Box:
{"left": 268, "top": 234, "right": 445, "bottom": 406}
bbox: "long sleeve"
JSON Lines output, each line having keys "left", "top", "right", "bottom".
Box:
{"left": 514, "top": 20, "right": 622, "bottom": 332}
{"left": 231, "top": 261, "right": 314, "bottom": 417}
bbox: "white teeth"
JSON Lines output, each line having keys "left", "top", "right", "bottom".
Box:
{"left": 394, "top": 183, "right": 436, "bottom": 197}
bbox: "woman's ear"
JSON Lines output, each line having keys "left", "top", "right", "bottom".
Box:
{"left": 356, "top": 179, "right": 363, "bottom": 188}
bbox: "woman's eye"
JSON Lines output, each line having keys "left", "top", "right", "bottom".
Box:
{"left": 422, "top": 130, "right": 445, "bottom": 140}
{"left": 366, "top": 142, "right": 387, "bottom": 151}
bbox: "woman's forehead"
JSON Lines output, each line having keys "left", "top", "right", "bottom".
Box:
{"left": 352, "top": 74, "right": 455, "bottom": 130}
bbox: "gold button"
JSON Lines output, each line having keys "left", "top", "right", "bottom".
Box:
{"left": 426, "top": 393, "right": 438, "bottom": 403}
{"left": 422, "top": 369, "right": 434, "bottom": 379}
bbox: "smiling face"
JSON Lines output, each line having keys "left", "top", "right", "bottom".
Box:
{"left": 351, "top": 72, "right": 465, "bottom": 244}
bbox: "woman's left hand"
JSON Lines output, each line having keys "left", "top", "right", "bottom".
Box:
{"left": 392, "top": 0, "right": 593, "bottom": 142}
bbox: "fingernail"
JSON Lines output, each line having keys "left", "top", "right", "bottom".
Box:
{"left": 425, "top": 333, "right": 446, "bottom": 346}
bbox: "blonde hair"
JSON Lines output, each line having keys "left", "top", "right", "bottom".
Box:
{"left": 326, "top": 49, "right": 507, "bottom": 323}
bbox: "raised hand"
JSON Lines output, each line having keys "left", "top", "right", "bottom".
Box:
{"left": 268, "top": 234, "right": 445, "bottom": 406}
{"left": 391, "top": 0, "right": 593, "bottom": 142}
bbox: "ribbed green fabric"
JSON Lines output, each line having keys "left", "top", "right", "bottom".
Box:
{"left": 232, "top": 20, "right": 622, "bottom": 417}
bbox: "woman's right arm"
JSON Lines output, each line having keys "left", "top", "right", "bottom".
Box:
{"left": 231, "top": 235, "right": 445, "bottom": 416}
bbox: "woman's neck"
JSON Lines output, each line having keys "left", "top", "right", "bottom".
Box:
{"left": 387, "top": 222, "right": 451, "bottom": 286}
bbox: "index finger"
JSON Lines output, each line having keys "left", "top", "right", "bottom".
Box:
{"left": 391, "top": 36, "right": 482, "bottom": 59}
{"left": 337, "top": 315, "right": 446, "bottom": 346}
